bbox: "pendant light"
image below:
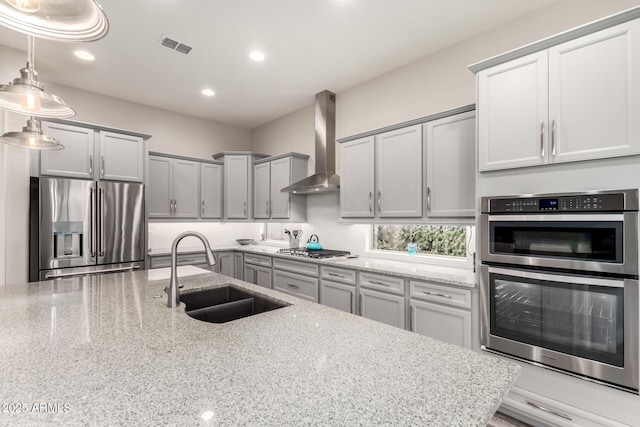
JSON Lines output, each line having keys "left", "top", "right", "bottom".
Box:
{"left": 0, "top": 36, "right": 75, "bottom": 118}
{"left": 0, "top": 116, "right": 63, "bottom": 150}
{"left": 0, "top": 0, "right": 109, "bottom": 42}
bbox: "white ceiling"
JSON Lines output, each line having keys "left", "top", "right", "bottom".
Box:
{"left": 0, "top": 0, "right": 559, "bottom": 129}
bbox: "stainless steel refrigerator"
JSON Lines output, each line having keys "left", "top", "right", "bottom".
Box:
{"left": 29, "top": 177, "right": 145, "bottom": 281}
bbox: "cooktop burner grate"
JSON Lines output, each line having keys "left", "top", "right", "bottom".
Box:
{"left": 277, "top": 248, "right": 350, "bottom": 259}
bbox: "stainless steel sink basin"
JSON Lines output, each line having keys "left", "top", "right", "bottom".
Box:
{"left": 180, "top": 286, "right": 287, "bottom": 323}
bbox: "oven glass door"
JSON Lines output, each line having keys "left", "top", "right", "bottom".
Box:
{"left": 489, "top": 217, "right": 622, "bottom": 263}
{"left": 489, "top": 269, "right": 624, "bottom": 367}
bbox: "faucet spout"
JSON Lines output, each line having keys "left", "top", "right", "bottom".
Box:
{"left": 167, "top": 231, "right": 216, "bottom": 308}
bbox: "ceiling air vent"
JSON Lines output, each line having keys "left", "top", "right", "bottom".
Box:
{"left": 159, "top": 35, "right": 193, "bottom": 55}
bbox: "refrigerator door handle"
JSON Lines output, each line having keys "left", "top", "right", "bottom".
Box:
{"left": 90, "top": 186, "right": 96, "bottom": 258}
{"left": 99, "top": 187, "right": 105, "bottom": 257}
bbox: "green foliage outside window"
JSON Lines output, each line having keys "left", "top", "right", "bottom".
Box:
{"left": 373, "top": 225, "right": 467, "bottom": 257}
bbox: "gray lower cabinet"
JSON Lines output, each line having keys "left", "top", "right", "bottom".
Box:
{"left": 233, "top": 253, "right": 244, "bottom": 280}
{"left": 148, "top": 154, "right": 199, "bottom": 219}
{"left": 409, "top": 280, "right": 472, "bottom": 348}
{"left": 272, "top": 258, "right": 319, "bottom": 302}
{"left": 319, "top": 265, "right": 357, "bottom": 314}
{"left": 244, "top": 264, "right": 271, "bottom": 288}
{"left": 216, "top": 251, "right": 235, "bottom": 278}
{"left": 359, "top": 287, "right": 405, "bottom": 329}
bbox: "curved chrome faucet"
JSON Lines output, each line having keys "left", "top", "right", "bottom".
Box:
{"left": 167, "top": 231, "right": 216, "bottom": 308}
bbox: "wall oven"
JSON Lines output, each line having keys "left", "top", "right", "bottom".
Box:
{"left": 480, "top": 189, "right": 639, "bottom": 392}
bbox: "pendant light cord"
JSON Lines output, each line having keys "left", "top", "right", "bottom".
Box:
{"left": 27, "top": 35, "right": 35, "bottom": 70}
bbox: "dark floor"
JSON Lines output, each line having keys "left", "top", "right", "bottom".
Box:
{"left": 488, "top": 412, "right": 533, "bottom": 427}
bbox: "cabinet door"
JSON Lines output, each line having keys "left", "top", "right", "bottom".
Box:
{"left": 172, "top": 159, "right": 199, "bottom": 218}
{"left": 410, "top": 299, "right": 472, "bottom": 348}
{"left": 99, "top": 131, "right": 144, "bottom": 182}
{"left": 425, "top": 111, "right": 476, "bottom": 217}
{"left": 40, "top": 122, "right": 95, "bottom": 179}
{"left": 360, "top": 288, "right": 405, "bottom": 329}
{"left": 320, "top": 280, "right": 355, "bottom": 314}
{"left": 269, "top": 157, "right": 292, "bottom": 219}
{"left": 340, "top": 137, "right": 375, "bottom": 218}
{"left": 244, "top": 264, "right": 257, "bottom": 285}
{"left": 234, "top": 253, "right": 244, "bottom": 279}
{"left": 273, "top": 269, "right": 318, "bottom": 302}
{"left": 216, "top": 252, "right": 234, "bottom": 277}
{"left": 477, "top": 51, "right": 549, "bottom": 171}
{"left": 376, "top": 125, "right": 422, "bottom": 217}
{"left": 225, "top": 156, "right": 249, "bottom": 219}
{"left": 548, "top": 20, "right": 640, "bottom": 163}
{"left": 253, "top": 162, "right": 270, "bottom": 219}
{"left": 254, "top": 265, "right": 272, "bottom": 289}
{"left": 201, "top": 163, "right": 223, "bottom": 219}
{"left": 147, "top": 155, "right": 173, "bottom": 218}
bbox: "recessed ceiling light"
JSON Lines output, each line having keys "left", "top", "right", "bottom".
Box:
{"left": 201, "top": 89, "right": 215, "bottom": 97}
{"left": 249, "top": 51, "right": 265, "bottom": 62}
{"left": 74, "top": 50, "right": 95, "bottom": 61}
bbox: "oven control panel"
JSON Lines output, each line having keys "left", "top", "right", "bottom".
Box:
{"left": 489, "top": 193, "right": 625, "bottom": 213}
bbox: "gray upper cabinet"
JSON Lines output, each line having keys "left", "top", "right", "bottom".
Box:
{"left": 253, "top": 153, "right": 308, "bottom": 221}
{"left": 424, "top": 111, "right": 475, "bottom": 217}
{"left": 253, "top": 162, "right": 270, "bottom": 220}
{"left": 40, "top": 122, "right": 96, "bottom": 179}
{"left": 223, "top": 154, "right": 251, "bottom": 220}
{"left": 200, "top": 162, "right": 223, "bottom": 219}
{"left": 477, "top": 19, "right": 640, "bottom": 171}
{"left": 40, "top": 122, "right": 145, "bottom": 182}
{"left": 340, "top": 136, "right": 375, "bottom": 218}
{"left": 98, "top": 131, "right": 144, "bottom": 182}
{"left": 147, "top": 154, "right": 198, "bottom": 219}
{"left": 340, "top": 124, "right": 423, "bottom": 219}
{"left": 376, "top": 125, "right": 423, "bottom": 218}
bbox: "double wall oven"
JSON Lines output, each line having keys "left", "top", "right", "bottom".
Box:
{"left": 480, "top": 189, "right": 639, "bottom": 392}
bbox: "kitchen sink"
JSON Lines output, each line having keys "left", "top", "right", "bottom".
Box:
{"left": 180, "top": 286, "right": 288, "bottom": 323}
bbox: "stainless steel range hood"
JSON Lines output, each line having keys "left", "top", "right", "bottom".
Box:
{"left": 281, "top": 90, "right": 339, "bottom": 194}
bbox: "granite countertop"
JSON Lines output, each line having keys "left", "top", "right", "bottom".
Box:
{"left": 148, "top": 244, "right": 477, "bottom": 288}
{"left": 0, "top": 270, "right": 518, "bottom": 426}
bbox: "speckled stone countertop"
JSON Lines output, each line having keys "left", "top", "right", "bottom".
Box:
{"left": 149, "top": 244, "right": 477, "bottom": 288}
{"left": 0, "top": 270, "right": 517, "bottom": 426}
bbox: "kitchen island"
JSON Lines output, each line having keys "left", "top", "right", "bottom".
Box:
{"left": 0, "top": 270, "right": 518, "bottom": 426}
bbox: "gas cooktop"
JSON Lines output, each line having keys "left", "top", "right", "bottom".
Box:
{"left": 277, "top": 248, "right": 351, "bottom": 259}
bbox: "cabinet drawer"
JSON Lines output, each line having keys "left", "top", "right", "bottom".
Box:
{"left": 273, "top": 258, "right": 319, "bottom": 277}
{"left": 243, "top": 253, "right": 272, "bottom": 267}
{"left": 410, "top": 280, "right": 471, "bottom": 310}
{"left": 320, "top": 265, "right": 356, "bottom": 285}
{"left": 149, "top": 253, "right": 207, "bottom": 269}
{"left": 273, "top": 270, "right": 318, "bottom": 302}
{"left": 359, "top": 272, "right": 405, "bottom": 295}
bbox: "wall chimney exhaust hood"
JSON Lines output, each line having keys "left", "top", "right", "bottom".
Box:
{"left": 281, "top": 90, "right": 339, "bottom": 194}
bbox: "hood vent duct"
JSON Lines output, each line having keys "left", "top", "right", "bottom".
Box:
{"left": 281, "top": 90, "right": 339, "bottom": 194}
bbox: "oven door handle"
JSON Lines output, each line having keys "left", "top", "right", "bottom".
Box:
{"left": 486, "top": 265, "right": 628, "bottom": 288}
{"left": 487, "top": 214, "right": 624, "bottom": 222}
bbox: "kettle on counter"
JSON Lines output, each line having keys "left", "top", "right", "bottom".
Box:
{"left": 306, "top": 234, "right": 323, "bottom": 251}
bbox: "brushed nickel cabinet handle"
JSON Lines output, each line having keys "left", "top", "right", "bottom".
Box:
{"left": 369, "top": 191, "right": 373, "bottom": 212}
{"left": 426, "top": 187, "right": 432, "bottom": 211}
{"left": 526, "top": 401, "right": 572, "bottom": 421}
{"left": 89, "top": 155, "right": 93, "bottom": 177}
{"left": 243, "top": 201, "right": 247, "bottom": 217}
{"left": 328, "top": 272, "right": 345, "bottom": 278}
{"left": 100, "top": 156, "right": 105, "bottom": 178}
{"left": 423, "top": 290, "right": 452, "bottom": 299}
{"left": 173, "top": 199, "right": 178, "bottom": 216}
{"left": 287, "top": 283, "right": 300, "bottom": 289}
{"left": 370, "top": 280, "right": 390, "bottom": 287}
{"left": 540, "top": 121, "right": 544, "bottom": 157}
{"left": 551, "top": 119, "right": 557, "bottom": 156}
{"left": 377, "top": 191, "right": 382, "bottom": 211}
{"left": 201, "top": 200, "right": 205, "bottom": 216}
{"left": 350, "top": 292, "right": 354, "bottom": 314}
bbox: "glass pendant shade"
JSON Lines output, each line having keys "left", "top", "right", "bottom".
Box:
{"left": 0, "top": 35, "right": 75, "bottom": 118}
{"left": 0, "top": 117, "right": 64, "bottom": 150}
{"left": 0, "top": 0, "right": 109, "bottom": 42}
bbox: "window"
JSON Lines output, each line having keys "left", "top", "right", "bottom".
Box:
{"left": 372, "top": 224, "right": 470, "bottom": 258}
